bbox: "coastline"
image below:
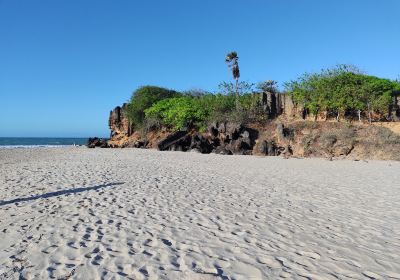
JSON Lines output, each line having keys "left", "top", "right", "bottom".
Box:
{"left": 0, "top": 145, "right": 82, "bottom": 149}
{"left": 1, "top": 148, "right": 399, "bottom": 279}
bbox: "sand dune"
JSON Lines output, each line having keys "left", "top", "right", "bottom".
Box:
{"left": 0, "top": 148, "right": 399, "bottom": 279}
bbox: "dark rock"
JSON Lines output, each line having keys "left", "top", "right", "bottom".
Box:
{"left": 255, "top": 140, "right": 277, "bottom": 156}
{"left": 189, "top": 134, "right": 214, "bottom": 154}
{"left": 87, "top": 137, "right": 109, "bottom": 148}
{"left": 213, "top": 146, "right": 232, "bottom": 155}
{"left": 257, "top": 140, "right": 268, "bottom": 155}
{"left": 207, "top": 122, "right": 219, "bottom": 137}
{"left": 241, "top": 130, "right": 250, "bottom": 139}
{"left": 157, "top": 131, "right": 191, "bottom": 151}
{"left": 276, "top": 123, "right": 285, "bottom": 139}
{"left": 87, "top": 137, "right": 99, "bottom": 148}
{"left": 225, "top": 122, "right": 242, "bottom": 141}
{"left": 276, "top": 123, "right": 295, "bottom": 140}
{"left": 240, "top": 130, "right": 252, "bottom": 147}
{"left": 225, "top": 139, "right": 253, "bottom": 155}
{"left": 217, "top": 122, "right": 226, "bottom": 133}
{"left": 277, "top": 145, "right": 293, "bottom": 157}
{"left": 133, "top": 140, "right": 145, "bottom": 148}
{"left": 267, "top": 141, "right": 277, "bottom": 156}
{"left": 206, "top": 121, "right": 259, "bottom": 155}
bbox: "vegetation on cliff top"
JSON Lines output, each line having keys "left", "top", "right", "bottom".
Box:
{"left": 144, "top": 94, "right": 259, "bottom": 131}
{"left": 125, "top": 86, "right": 180, "bottom": 127}
{"left": 124, "top": 53, "right": 399, "bottom": 131}
{"left": 284, "top": 65, "right": 400, "bottom": 122}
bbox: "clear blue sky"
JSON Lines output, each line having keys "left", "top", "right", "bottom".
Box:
{"left": 1, "top": 0, "right": 399, "bottom": 137}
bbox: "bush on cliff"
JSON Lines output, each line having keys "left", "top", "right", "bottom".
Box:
{"left": 144, "top": 97, "right": 207, "bottom": 131}
{"left": 284, "top": 65, "right": 400, "bottom": 121}
{"left": 125, "top": 86, "right": 181, "bottom": 127}
{"left": 144, "top": 94, "right": 256, "bottom": 131}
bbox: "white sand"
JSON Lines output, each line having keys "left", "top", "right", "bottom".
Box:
{"left": 0, "top": 148, "right": 399, "bottom": 280}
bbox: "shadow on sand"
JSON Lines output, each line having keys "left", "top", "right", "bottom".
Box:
{"left": 0, "top": 182, "right": 124, "bottom": 207}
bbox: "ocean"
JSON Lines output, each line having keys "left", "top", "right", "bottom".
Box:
{"left": 0, "top": 137, "right": 88, "bottom": 148}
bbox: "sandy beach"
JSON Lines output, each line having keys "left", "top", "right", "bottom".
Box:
{"left": 0, "top": 148, "right": 399, "bottom": 279}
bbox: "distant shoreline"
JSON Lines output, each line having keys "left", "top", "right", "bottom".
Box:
{"left": 0, "top": 145, "right": 85, "bottom": 149}
{"left": 0, "top": 137, "right": 89, "bottom": 147}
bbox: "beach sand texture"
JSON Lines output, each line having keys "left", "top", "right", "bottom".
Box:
{"left": 0, "top": 148, "right": 399, "bottom": 279}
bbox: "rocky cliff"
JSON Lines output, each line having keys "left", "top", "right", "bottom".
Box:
{"left": 105, "top": 93, "right": 400, "bottom": 160}
{"left": 108, "top": 103, "right": 135, "bottom": 147}
{"left": 107, "top": 93, "right": 297, "bottom": 138}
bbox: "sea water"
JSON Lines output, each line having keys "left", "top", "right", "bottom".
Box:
{"left": 0, "top": 137, "right": 88, "bottom": 148}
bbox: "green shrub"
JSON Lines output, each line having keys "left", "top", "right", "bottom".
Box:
{"left": 284, "top": 65, "right": 399, "bottom": 121}
{"left": 145, "top": 97, "right": 209, "bottom": 131}
{"left": 125, "top": 86, "right": 181, "bottom": 127}
{"left": 144, "top": 93, "right": 259, "bottom": 131}
{"left": 198, "top": 94, "right": 236, "bottom": 113}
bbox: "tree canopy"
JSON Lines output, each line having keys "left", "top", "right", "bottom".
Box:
{"left": 125, "top": 86, "right": 180, "bottom": 127}
{"left": 284, "top": 65, "right": 400, "bottom": 121}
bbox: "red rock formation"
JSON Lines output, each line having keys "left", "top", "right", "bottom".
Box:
{"left": 108, "top": 103, "right": 135, "bottom": 147}
{"left": 109, "top": 103, "right": 132, "bottom": 138}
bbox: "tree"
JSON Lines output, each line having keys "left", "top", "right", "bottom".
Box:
{"left": 125, "top": 86, "right": 180, "bottom": 127}
{"left": 225, "top": 51, "right": 240, "bottom": 105}
{"left": 257, "top": 80, "right": 278, "bottom": 94}
{"left": 285, "top": 66, "right": 399, "bottom": 123}
{"left": 361, "top": 76, "right": 397, "bottom": 123}
{"left": 218, "top": 81, "right": 254, "bottom": 95}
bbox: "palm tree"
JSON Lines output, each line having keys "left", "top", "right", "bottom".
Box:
{"left": 225, "top": 51, "right": 240, "bottom": 99}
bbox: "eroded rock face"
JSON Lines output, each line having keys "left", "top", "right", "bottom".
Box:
{"left": 109, "top": 103, "right": 132, "bottom": 139}
{"left": 155, "top": 122, "right": 258, "bottom": 155}
{"left": 207, "top": 122, "right": 258, "bottom": 155}
{"left": 157, "top": 131, "right": 191, "bottom": 151}
{"left": 256, "top": 140, "right": 278, "bottom": 156}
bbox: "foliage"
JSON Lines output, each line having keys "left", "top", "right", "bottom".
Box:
{"left": 218, "top": 81, "right": 255, "bottom": 96}
{"left": 225, "top": 51, "right": 240, "bottom": 81}
{"left": 125, "top": 86, "right": 180, "bottom": 127}
{"left": 144, "top": 93, "right": 259, "bottom": 131}
{"left": 182, "top": 88, "right": 212, "bottom": 97}
{"left": 257, "top": 80, "right": 278, "bottom": 94}
{"left": 225, "top": 51, "right": 241, "bottom": 101}
{"left": 284, "top": 65, "right": 399, "bottom": 121}
{"left": 125, "top": 66, "right": 398, "bottom": 133}
{"left": 145, "top": 97, "right": 209, "bottom": 131}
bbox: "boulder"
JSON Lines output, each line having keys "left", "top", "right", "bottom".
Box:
{"left": 189, "top": 134, "right": 214, "bottom": 154}
{"left": 254, "top": 140, "right": 277, "bottom": 156}
{"left": 267, "top": 141, "right": 277, "bottom": 156}
{"left": 157, "top": 131, "right": 191, "bottom": 151}
{"left": 133, "top": 140, "right": 146, "bottom": 148}
{"left": 213, "top": 145, "right": 233, "bottom": 155}
{"left": 225, "top": 122, "right": 242, "bottom": 142}
{"left": 225, "top": 140, "right": 246, "bottom": 155}
{"left": 207, "top": 121, "right": 258, "bottom": 155}
{"left": 256, "top": 140, "right": 268, "bottom": 155}
{"left": 207, "top": 122, "right": 219, "bottom": 137}
{"left": 87, "top": 137, "right": 109, "bottom": 148}
{"left": 276, "top": 123, "right": 285, "bottom": 139}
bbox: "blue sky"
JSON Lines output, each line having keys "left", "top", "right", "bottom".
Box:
{"left": 1, "top": 0, "right": 399, "bottom": 137}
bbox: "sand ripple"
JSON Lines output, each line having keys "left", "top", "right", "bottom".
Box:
{"left": 0, "top": 148, "right": 399, "bottom": 279}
